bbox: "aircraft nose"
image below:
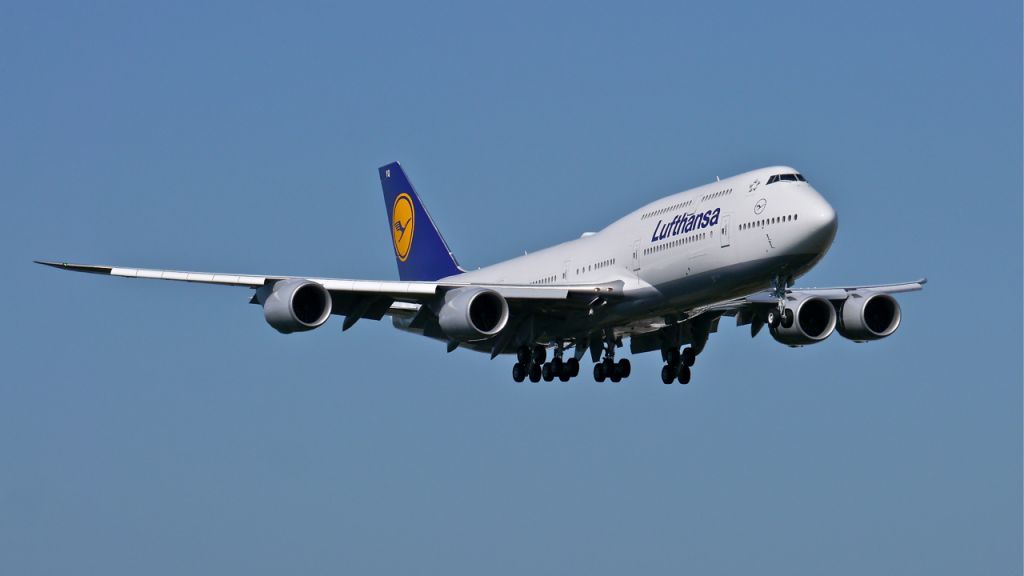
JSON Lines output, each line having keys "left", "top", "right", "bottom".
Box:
{"left": 803, "top": 188, "right": 838, "bottom": 250}
{"left": 816, "top": 199, "right": 837, "bottom": 237}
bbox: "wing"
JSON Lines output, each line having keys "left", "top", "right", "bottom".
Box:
{"left": 702, "top": 278, "right": 927, "bottom": 335}
{"left": 34, "top": 260, "right": 621, "bottom": 326}
{"left": 625, "top": 278, "right": 927, "bottom": 356}
{"left": 710, "top": 278, "right": 927, "bottom": 311}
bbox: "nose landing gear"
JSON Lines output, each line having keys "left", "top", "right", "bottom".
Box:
{"left": 768, "top": 274, "right": 796, "bottom": 329}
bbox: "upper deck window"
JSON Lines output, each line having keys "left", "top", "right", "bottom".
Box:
{"left": 767, "top": 173, "right": 806, "bottom": 185}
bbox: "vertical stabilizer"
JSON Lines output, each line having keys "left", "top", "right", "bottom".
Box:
{"left": 379, "top": 162, "right": 463, "bottom": 281}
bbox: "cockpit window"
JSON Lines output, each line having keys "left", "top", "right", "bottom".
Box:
{"left": 767, "top": 173, "right": 806, "bottom": 185}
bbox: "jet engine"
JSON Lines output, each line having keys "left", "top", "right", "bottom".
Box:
{"left": 837, "top": 291, "right": 901, "bottom": 342}
{"left": 259, "top": 279, "right": 333, "bottom": 334}
{"left": 770, "top": 295, "right": 837, "bottom": 346}
{"left": 437, "top": 287, "right": 509, "bottom": 342}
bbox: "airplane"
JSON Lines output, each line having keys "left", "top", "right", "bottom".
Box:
{"left": 37, "top": 162, "right": 925, "bottom": 384}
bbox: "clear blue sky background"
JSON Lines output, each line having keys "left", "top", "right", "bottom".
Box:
{"left": 2, "top": 1, "right": 1020, "bottom": 574}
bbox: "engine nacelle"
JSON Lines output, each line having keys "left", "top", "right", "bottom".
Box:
{"left": 837, "top": 291, "right": 901, "bottom": 341}
{"left": 771, "top": 295, "right": 837, "bottom": 346}
{"left": 437, "top": 287, "right": 509, "bottom": 342}
{"left": 258, "top": 279, "right": 332, "bottom": 334}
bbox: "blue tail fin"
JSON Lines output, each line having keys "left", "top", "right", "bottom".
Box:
{"left": 379, "top": 162, "right": 463, "bottom": 281}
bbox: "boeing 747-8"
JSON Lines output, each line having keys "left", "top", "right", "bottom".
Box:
{"left": 38, "top": 162, "right": 925, "bottom": 384}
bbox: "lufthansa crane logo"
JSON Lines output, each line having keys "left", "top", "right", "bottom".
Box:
{"left": 392, "top": 193, "right": 415, "bottom": 261}
{"left": 754, "top": 198, "right": 767, "bottom": 214}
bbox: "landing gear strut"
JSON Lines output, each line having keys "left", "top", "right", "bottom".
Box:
{"left": 769, "top": 274, "right": 795, "bottom": 329}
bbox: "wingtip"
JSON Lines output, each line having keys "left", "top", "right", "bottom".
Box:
{"left": 34, "top": 260, "right": 113, "bottom": 275}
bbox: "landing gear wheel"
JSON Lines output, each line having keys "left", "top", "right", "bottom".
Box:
{"left": 532, "top": 346, "right": 547, "bottom": 365}
{"left": 677, "top": 364, "right": 691, "bottom": 385}
{"left": 542, "top": 363, "right": 555, "bottom": 382}
{"left": 529, "top": 363, "right": 542, "bottom": 383}
{"left": 552, "top": 357, "right": 564, "bottom": 374}
{"left": 517, "top": 347, "right": 530, "bottom": 364}
{"left": 552, "top": 358, "right": 569, "bottom": 382}
{"left": 661, "top": 364, "right": 675, "bottom": 384}
{"left": 766, "top": 309, "right": 780, "bottom": 328}
{"left": 668, "top": 348, "right": 680, "bottom": 366}
{"left": 567, "top": 358, "right": 580, "bottom": 377}
{"left": 607, "top": 359, "right": 622, "bottom": 383}
{"left": 681, "top": 347, "right": 695, "bottom": 368}
{"left": 558, "top": 367, "right": 571, "bottom": 382}
{"left": 512, "top": 363, "right": 526, "bottom": 382}
{"left": 593, "top": 362, "right": 607, "bottom": 382}
{"left": 617, "top": 358, "right": 631, "bottom": 378}
{"left": 782, "top": 308, "right": 795, "bottom": 329}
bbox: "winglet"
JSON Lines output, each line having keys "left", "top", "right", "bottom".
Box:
{"left": 34, "top": 260, "right": 113, "bottom": 275}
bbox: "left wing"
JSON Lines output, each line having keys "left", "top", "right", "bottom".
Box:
{"left": 705, "top": 277, "right": 927, "bottom": 337}
{"left": 708, "top": 278, "right": 927, "bottom": 313}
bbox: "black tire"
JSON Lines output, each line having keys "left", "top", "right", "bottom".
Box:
{"left": 618, "top": 358, "right": 631, "bottom": 378}
{"left": 677, "top": 364, "right": 691, "bottom": 385}
{"left": 542, "top": 363, "right": 555, "bottom": 382}
{"left": 517, "top": 347, "right": 530, "bottom": 364}
{"left": 529, "top": 363, "right": 542, "bottom": 383}
{"left": 593, "top": 362, "right": 606, "bottom": 382}
{"left": 661, "top": 364, "right": 675, "bottom": 384}
{"left": 532, "top": 345, "right": 547, "bottom": 364}
{"left": 567, "top": 358, "right": 580, "bottom": 377}
{"left": 682, "top": 347, "right": 695, "bottom": 368}
{"left": 553, "top": 358, "right": 569, "bottom": 381}
{"left": 782, "top": 308, "right": 795, "bottom": 329}
{"left": 512, "top": 362, "right": 526, "bottom": 382}
{"left": 767, "top": 309, "right": 780, "bottom": 328}
{"left": 607, "top": 360, "right": 622, "bottom": 382}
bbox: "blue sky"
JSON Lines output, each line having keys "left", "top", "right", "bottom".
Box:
{"left": 2, "top": 1, "right": 1021, "bottom": 574}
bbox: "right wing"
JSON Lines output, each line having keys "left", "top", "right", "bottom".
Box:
{"left": 34, "top": 260, "right": 622, "bottom": 325}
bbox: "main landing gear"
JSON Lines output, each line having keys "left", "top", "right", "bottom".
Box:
{"left": 593, "top": 357, "right": 631, "bottom": 383}
{"left": 592, "top": 334, "right": 631, "bottom": 383}
{"left": 661, "top": 346, "right": 697, "bottom": 385}
{"left": 512, "top": 345, "right": 580, "bottom": 383}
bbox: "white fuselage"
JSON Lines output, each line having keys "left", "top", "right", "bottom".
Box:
{"left": 449, "top": 166, "right": 838, "bottom": 336}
